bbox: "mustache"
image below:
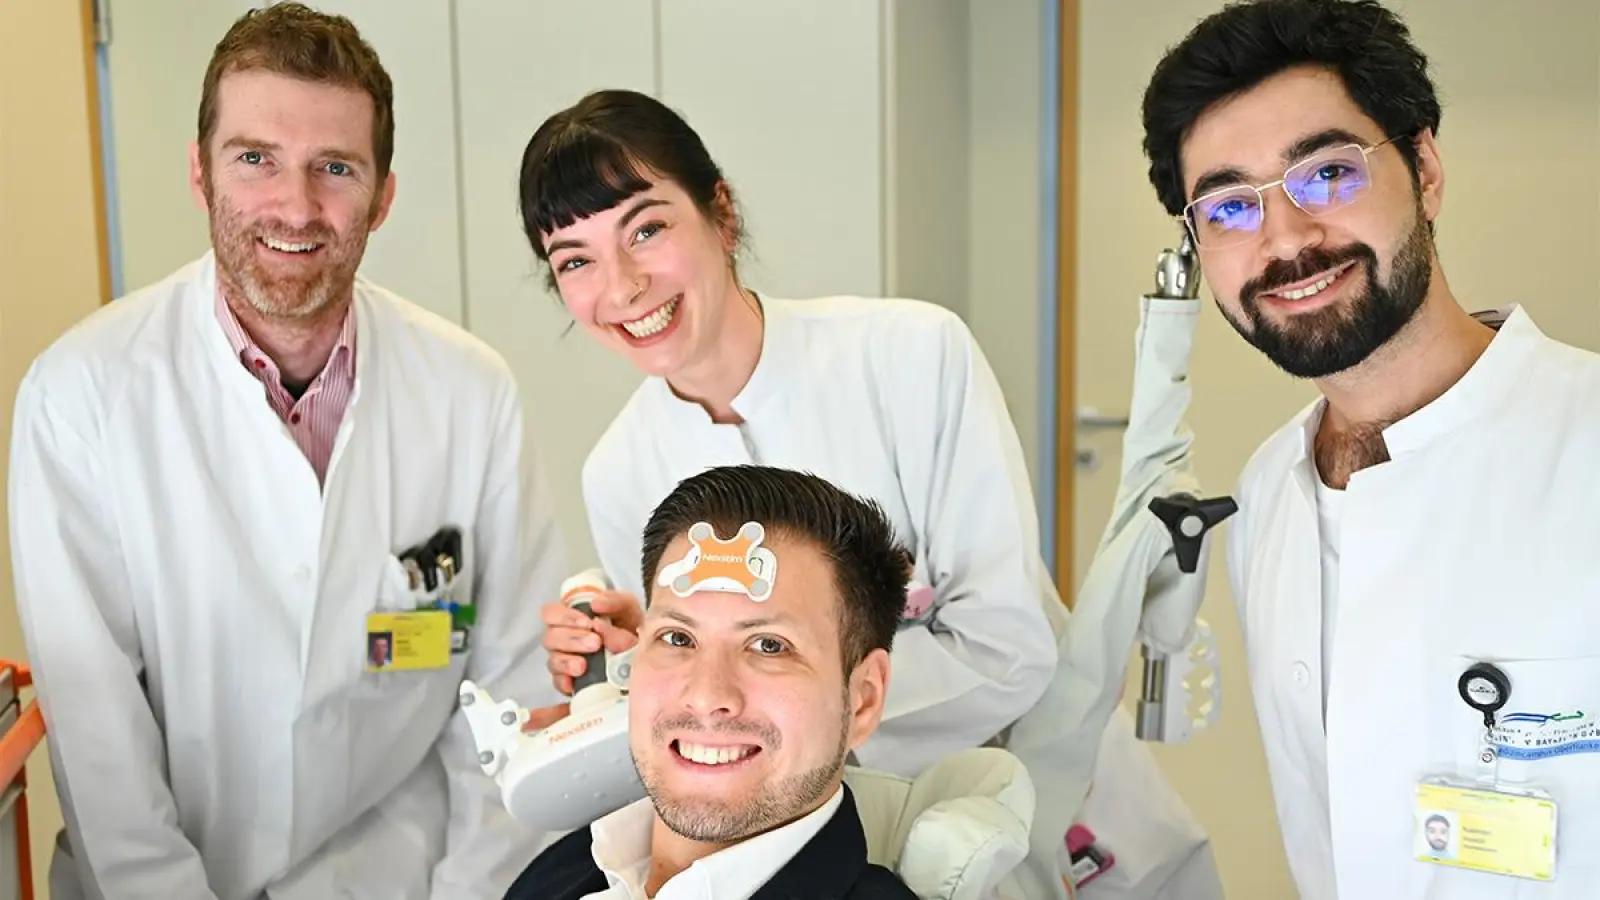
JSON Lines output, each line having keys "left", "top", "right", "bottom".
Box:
{"left": 654, "top": 714, "right": 780, "bottom": 748}
{"left": 1242, "top": 243, "right": 1376, "bottom": 307}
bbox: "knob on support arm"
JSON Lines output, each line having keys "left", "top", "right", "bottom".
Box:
{"left": 1134, "top": 492, "right": 1237, "bottom": 743}
{"left": 1147, "top": 493, "right": 1238, "bottom": 574}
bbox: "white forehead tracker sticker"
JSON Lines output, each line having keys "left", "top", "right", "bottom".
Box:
{"left": 656, "top": 521, "right": 778, "bottom": 601}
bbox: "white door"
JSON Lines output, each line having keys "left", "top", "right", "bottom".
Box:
{"left": 1069, "top": 3, "right": 1600, "bottom": 899}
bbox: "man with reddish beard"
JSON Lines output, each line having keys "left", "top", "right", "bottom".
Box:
{"left": 7, "top": 5, "right": 565, "bottom": 900}
{"left": 1141, "top": 2, "right": 1600, "bottom": 899}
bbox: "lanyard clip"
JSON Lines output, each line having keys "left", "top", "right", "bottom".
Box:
{"left": 1459, "top": 662, "right": 1511, "bottom": 787}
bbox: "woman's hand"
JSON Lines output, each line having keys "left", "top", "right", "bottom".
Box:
{"left": 540, "top": 590, "right": 643, "bottom": 695}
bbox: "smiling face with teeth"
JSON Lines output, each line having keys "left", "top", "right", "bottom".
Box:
{"left": 628, "top": 531, "right": 890, "bottom": 849}
{"left": 1180, "top": 65, "right": 1447, "bottom": 379}
{"left": 540, "top": 174, "right": 758, "bottom": 405}
{"left": 190, "top": 69, "right": 395, "bottom": 324}
{"left": 518, "top": 91, "right": 770, "bottom": 420}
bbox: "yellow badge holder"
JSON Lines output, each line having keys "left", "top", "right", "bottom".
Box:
{"left": 366, "top": 610, "right": 453, "bottom": 672}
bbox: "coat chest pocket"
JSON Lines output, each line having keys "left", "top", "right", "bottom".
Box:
{"left": 354, "top": 546, "right": 474, "bottom": 705}
{"left": 1471, "top": 655, "right": 1600, "bottom": 781}
{"left": 1446, "top": 653, "right": 1600, "bottom": 881}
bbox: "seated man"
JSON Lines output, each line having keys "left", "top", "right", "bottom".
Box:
{"left": 506, "top": 464, "right": 917, "bottom": 899}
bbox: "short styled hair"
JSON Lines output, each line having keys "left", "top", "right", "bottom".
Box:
{"left": 1141, "top": 0, "right": 1441, "bottom": 216}
{"left": 197, "top": 2, "right": 395, "bottom": 178}
{"left": 641, "top": 466, "right": 909, "bottom": 674}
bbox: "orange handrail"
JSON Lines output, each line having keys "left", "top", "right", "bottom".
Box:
{"left": 1, "top": 659, "right": 42, "bottom": 900}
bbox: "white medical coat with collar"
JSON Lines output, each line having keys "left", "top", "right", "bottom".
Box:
{"left": 7, "top": 253, "right": 567, "bottom": 900}
{"left": 580, "top": 294, "right": 1212, "bottom": 900}
{"left": 1226, "top": 305, "right": 1600, "bottom": 899}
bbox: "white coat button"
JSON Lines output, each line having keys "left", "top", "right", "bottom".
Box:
{"left": 1291, "top": 662, "right": 1311, "bottom": 688}
{"left": 293, "top": 566, "right": 311, "bottom": 582}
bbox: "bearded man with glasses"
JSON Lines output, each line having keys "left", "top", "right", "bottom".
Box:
{"left": 1141, "top": 2, "right": 1600, "bottom": 900}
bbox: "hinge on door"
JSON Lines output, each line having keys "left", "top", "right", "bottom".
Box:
{"left": 92, "top": 0, "right": 112, "bottom": 46}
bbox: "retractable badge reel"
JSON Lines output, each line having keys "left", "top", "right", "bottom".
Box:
{"left": 1411, "top": 661, "right": 1559, "bottom": 882}
{"left": 1459, "top": 662, "right": 1511, "bottom": 755}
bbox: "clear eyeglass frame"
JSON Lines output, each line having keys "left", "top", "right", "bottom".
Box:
{"left": 1179, "top": 135, "right": 1403, "bottom": 250}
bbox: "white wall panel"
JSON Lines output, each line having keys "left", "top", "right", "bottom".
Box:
{"left": 658, "top": 0, "right": 886, "bottom": 300}
{"left": 105, "top": 0, "right": 242, "bottom": 292}
{"left": 965, "top": 0, "right": 1046, "bottom": 487}
{"left": 887, "top": 0, "right": 970, "bottom": 318}
{"left": 453, "top": 0, "right": 657, "bottom": 567}
{"left": 312, "top": 1, "right": 465, "bottom": 324}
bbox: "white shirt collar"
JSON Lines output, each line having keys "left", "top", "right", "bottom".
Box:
{"left": 1289, "top": 304, "right": 1544, "bottom": 466}
{"left": 589, "top": 784, "right": 845, "bottom": 900}
{"left": 646, "top": 294, "right": 797, "bottom": 426}
{"left": 729, "top": 294, "right": 795, "bottom": 421}
{"left": 1379, "top": 303, "right": 1538, "bottom": 456}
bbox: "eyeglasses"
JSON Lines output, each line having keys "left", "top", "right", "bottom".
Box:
{"left": 1180, "top": 136, "right": 1402, "bottom": 251}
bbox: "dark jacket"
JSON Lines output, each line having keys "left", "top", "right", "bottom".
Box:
{"left": 504, "top": 784, "right": 917, "bottom": 899}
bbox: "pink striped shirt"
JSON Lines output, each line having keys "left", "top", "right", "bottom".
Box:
{"left": 215, "top": 291, "right": 356, "bottom": 484}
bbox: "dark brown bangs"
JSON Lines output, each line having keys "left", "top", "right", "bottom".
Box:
{"left": 520, "top": 126, "right": 654, "bottom": 253}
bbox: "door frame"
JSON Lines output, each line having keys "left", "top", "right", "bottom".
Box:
{"left": 82, "top": 0, "right": 112, "bottom": 304}
{"left": 1050, "top": 0, "right": 1080, "bottom": 594}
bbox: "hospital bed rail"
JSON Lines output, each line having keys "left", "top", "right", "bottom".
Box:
{"left": 0, "top": 660, "right": 42, "bottom": 900}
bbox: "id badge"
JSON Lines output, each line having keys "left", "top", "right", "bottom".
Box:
{"left": 1414, "top": 778, "right": 1558, "bottom": 881}
{"left": 366, "top": 610, "right": 453, "bottom": 671}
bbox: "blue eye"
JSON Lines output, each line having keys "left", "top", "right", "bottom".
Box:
{"left": 326, "top": 161, "right": 351, "bottom": 177}
{"left": 1295, "top": 163, "right": 1369, "bottom": 205}
{"left": 1210, "top": 199, "right": 1246, "bottom": 222}
{"left": 240, "top": 151, "right": 264, "bottom": 165}
{"left": 1204, "top": 196, "right": 1259, "bottom": 229}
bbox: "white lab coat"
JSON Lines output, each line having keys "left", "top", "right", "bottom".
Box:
{"left": 580, "top": 294, "right": 1216, "bottom": 900}
{"left": 1227, "top": 305, "right": 1600, "bottom": 899}
{"left": 7, "top": 253, "right": 566, "bottom": 900}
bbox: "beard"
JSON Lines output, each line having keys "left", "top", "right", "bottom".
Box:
{"left": 636, "top": 706, "right": 849, "bottom": 845}
{"left": 204, "top": 172, "right": 370, "bottom": 321}
{"left": 1222, "top": 204, "right": 1433, "bottom": 379}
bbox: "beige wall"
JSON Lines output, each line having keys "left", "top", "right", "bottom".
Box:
{"left": 0, "top": 0, "right": 108, "bottom": 893}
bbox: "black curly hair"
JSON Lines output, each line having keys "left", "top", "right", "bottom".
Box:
{"left": 1142, "top": 0, "right": 1441, "bottom": 216}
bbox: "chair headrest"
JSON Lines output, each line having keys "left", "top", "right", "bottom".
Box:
{"left": 845, "top": 747, "right": 1036, "bottom": 900}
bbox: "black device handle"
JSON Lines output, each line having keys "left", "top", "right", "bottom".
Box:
{"left": 567, "top": 596, "right": 612, "bottom": 695}
{"left": 1147, "top": 492, "right": 1240, "bottom": 573}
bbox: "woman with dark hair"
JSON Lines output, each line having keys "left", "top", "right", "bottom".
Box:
{"left": 518, "top": 88, "right": 1217, "bottom": 900}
